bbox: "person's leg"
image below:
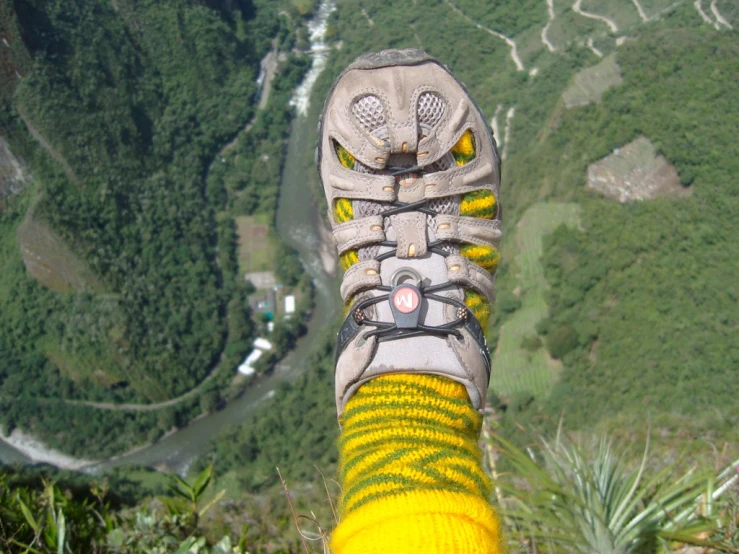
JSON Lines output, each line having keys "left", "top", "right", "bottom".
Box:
{"left": 332, "top": 374, "right": 504, "bottom": 553}
{"left": 318, "top": 49, "right": 504, "bottom": 552}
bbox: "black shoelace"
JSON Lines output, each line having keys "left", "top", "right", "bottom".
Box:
{"left": 351, "top": 165, "right": 470, "bottom": 343}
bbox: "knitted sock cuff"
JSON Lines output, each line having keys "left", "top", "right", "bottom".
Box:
{"left": 333, "top": 374, "right": 505, "bottom": 553}
{"left": 331, "top": 490, "right": 503, "bottom": 554}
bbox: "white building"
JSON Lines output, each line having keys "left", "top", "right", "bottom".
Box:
{"left": 237, "top": 349, "right": 262, "bottom": 376}
{"left": 284, "top": 295, "right": 296, "bottom": 314}
{"left": 237, "top": 337, "right": 274, "bottom": 376}
{"left": 253, "top": 337, "right": 273, "bottom": 351}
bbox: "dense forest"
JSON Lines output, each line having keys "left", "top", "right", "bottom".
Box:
{"left": 0, "top": 0, "right": 312, "bottom": 456}
{"left": 535, "top": 29, "right": 738, "bottom": 440}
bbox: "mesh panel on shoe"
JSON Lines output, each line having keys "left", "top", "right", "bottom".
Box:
{"left": 352, "top": 95, "right": 386, "bottom": 134}
{"left": 431, "top": 153, "right": 456, "bottom": 173}
{"left": 417, "top": 92, "right": 446, "bottom": 128}
{"left": 428, "top": 196, "right": 459, "bottom": 217}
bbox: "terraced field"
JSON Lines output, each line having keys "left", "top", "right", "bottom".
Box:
{"left": 17, "top": 207, "right": 103, "bottom": 293}
{"left": 490, "top": 203, "right": 581, "bottom": 398}
{"left": 562, "top": 52, "right": 623, "bottom": 107}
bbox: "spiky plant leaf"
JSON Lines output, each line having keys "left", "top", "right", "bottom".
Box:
{"left": 491, "top": 430, "right": 738, "bottom": 554}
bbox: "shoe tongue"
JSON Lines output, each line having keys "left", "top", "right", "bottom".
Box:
{"left": 387, "top": 153, "right": 416, "bottom": 167}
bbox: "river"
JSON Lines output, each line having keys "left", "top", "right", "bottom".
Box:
{"left": 0, "top": 0, "right": 339, "bottom": 474}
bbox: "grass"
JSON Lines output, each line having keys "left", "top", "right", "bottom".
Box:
{"left": 0, "top": 210, "right": 25, "bottom": 305}
{"left": 640, "top": 0, "right": 690, "bottom": 17}
{"left": 547, "top": 4, "right": 602, "bottom": 50}
{"left": 562, "top": 53, "right": 623, "bottom": 108}
{"left": 715, "top": 0, "right": 737, "bottom": 23}
{"left": 516, "top": 25, "right": 549, "bottom": 66}
{"left": 235, "top": 214, "right": 277, "bottom": 274}
{"left": 582, "top": 0, "right": 645, "bottom": 30}
{"left": 16, "top": 206, "right": 103, "bottom": 293}
{"left": 40, "top": 339, "right": 126, "bottom": 388}
{"left": 490, "top": 202, "right": 581, "bottom": 399}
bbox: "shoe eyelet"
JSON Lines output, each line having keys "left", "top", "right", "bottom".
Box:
{"left": 391, "top": 268, "right": 423, "bottom": 287}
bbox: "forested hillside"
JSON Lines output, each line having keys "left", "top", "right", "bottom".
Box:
{"left": 0, "top": 0, "right": 311, "bottom": 456}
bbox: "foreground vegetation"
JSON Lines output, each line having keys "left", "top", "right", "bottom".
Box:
{"left": 495, "top": 431, "right": 739, "bottom": 553}
{"left": 2, "top": 428, "right": 736, "bottom": 553}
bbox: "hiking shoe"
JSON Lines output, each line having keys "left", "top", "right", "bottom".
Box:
{"left": 317, "top": 49, "right": 502, "bottom": 416}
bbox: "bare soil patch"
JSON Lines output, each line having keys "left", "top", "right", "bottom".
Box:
{"left": 0, "top": 137, "right": 29, "bottom": 210}
{"left": 587, "top": 136, "right": 689, "bottom": 202}
{"left": 235, "top": 214, "right": 275, "bottom": 274}
{"left": 563, "top": 53, "right": 623, "bottom": 108}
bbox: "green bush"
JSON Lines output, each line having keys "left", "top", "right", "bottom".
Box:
{"left": 498, "top": 292, "right": 522, "bottom": 314}
{"left": 521, "top": 334, "right": 543, "bottom": 352}
{"left": 546, "top": 325, "right": 579, "bottom": 360}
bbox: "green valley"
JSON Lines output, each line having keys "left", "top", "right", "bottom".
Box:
{"left": 0, "top": 0, "right": 737, "bottom": 550}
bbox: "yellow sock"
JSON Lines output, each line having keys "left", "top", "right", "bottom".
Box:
{"left": 331, "top": 374, "right": 505, "bottom": 553}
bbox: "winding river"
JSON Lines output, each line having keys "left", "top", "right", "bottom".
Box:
{"left": 0, "top": 1, "right": 340, "bottom": 474}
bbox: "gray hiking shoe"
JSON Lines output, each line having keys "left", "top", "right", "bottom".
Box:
{"left": 317, "top": 49, "right": 502, "bottom": 416}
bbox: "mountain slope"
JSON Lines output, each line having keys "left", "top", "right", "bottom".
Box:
{"left": 307, "top": 0, "right": 738, "bottom": 450}
{"left": 0, "top": 0, "right": 284, "bottom": 455}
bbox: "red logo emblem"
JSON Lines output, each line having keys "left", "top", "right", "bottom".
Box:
{"left": 392, "top": 286, "right": 420, "bottom": 314}
{"left": 396, "top": 173, "right": 419, "bottom": 188}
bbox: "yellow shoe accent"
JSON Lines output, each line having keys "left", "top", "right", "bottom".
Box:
{"left": 335, "top": 142, "right": 357, "bottom": 169}
{"left": 451, "top": 129, "right": 476, "bottom": 166}
{"left": 459, "top": 189, "right": 498, "bottom": 331}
